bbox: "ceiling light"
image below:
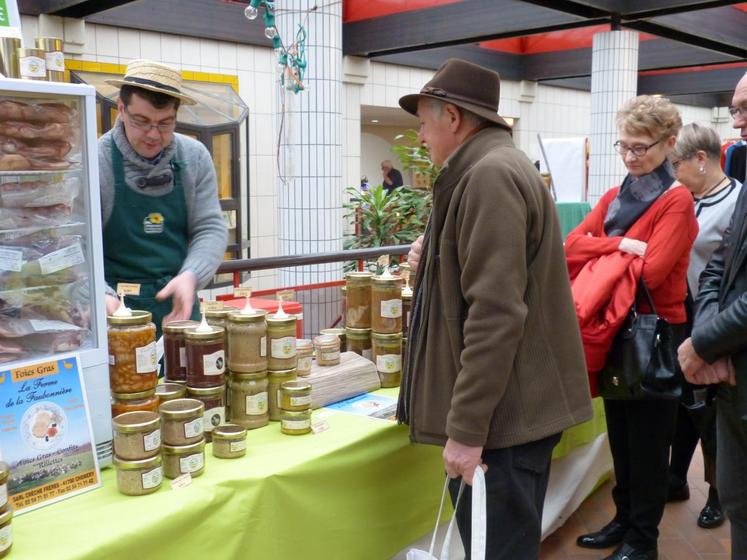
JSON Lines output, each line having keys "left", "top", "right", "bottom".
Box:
{"left": 371, "top": 119, "right": 379, "bottom": 123}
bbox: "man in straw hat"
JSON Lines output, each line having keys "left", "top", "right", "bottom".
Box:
{"left": 397, "top": 58, "right": 592, "bottom": 558}
{"left": 100, "top": 59, "right": 227, "bottom": 335}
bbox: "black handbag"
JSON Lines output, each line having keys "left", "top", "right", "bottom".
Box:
{"left": 599, "top": 279, "right": 683, "bottom": 400}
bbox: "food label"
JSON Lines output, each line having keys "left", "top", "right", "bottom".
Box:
{"left": 297, "top": 356, "right": 312, "bottom": 371}
{"left": 380, "top": 299, "right": 402, "bottom": 319}
{"left": 170, "top": 473, "right": 192, "bottom": 489}
{"left": 201, "top": 301, "right": 223, "bottom": 312}
{"left": 135, "top": 341, "right": 157, "bottom": 374}
{"left": 20, "top": 55, "right": 46, "bottom": 78}
{"left": 38, "top": 242, "right": 85, "bottom": 275}
{"left": 0, "top": 484, "right": 7, "bottom": 509}
{"left": 203, "top": 349, "right": 225, "bottom": 376}
{"left": 271, "top": 336, "right": 296, "bottom": 359}
{"left": 143, "top": 429, "right": 161, "bottom": 452}
{"left": 311, "top": 420, "right": 330, "bottom": 434}
{"left": 0, "top": 247, "right": 23, "bottom": 272}
{"left": 282, "top": 418, "right": 311, "bottom": 430}
{"left": 229, "top": 440, "right": 247, "bottom": 452}
{"left": 320, "top": 350, "right": 340, "bottom": 362}
{"left": 260, "top": 336, "right": 267, "bottom": 357}
{"left": 45, "top": 51, "right": 65, "bottom": 71}
{"left": 290, "top": 394, "right": 311, "bottom": 407}
{"left": 179, "top": 347, "right": 187, "bottom": 368}
{"left": 180, "top": 452, "right": 204, "bottom": 474}
{"left": 108, "top": 354, "right": 115, "bottom": 366}
{"left": 234, "top": 287, "right": 251, "bottom": 298}
{"left": 203, "top": 406, "right": 225, "bottom": 432}
{"left": 0, "top": 525, "right": 12, "bottom": 552}
{"left": 116, "top": 282, "right": 141, "bottom": 296}
{"left": 245, "top": 392, "right": 268, "bottom": 415}
{"left": 362, "top": 349, "right": 373, "bottom": 361}
{"left": 29, "top": 319, "right": 82, "bottom": 332}
{"left": 377, "top": 354, "right": 402, "bottom": 373}
{"left": 183, "top": 417, "right": 203, "bottom": 438}
{"left": 141, "top": 466, "right": 163, "bottom": 490}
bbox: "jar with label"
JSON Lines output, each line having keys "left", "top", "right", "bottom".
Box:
{"left": 280, "top": 380, "right": 312, "bottom": 411}
{"left": 108, "top": 310, "right": 158, "bottom": 393}
{"left": 0, "top": 462, "right": 8, "bottom": 512}
{"left": 111, "top": 388, "right": 159, "bottom": 418}
{"left": 186, "top": 384, "right": 226, "bottom": 442}
{"left": 185, "top": 326, "right": 226, "bottom": 388}
{"left": 371, "top": 275, "right": 403, "bottom": 334}
{"left": 17, "top": 47, "right": 46, "bottom": 80}
{"left": 113, "top": 455, "right": 163, "bottom": 496}
{"left": 228, "top": 371, "right": 269, "bottom": 429}
{"left": 35, "top": 37, "right": 64, "bottom": 81}
{"left": 212, "top": 424, "right": 247, "bottom": 459}
{"left": 155, "top": 383, "right": 186, "bottom": 406}
{"left": 402, "top": 290, "right": 413, "bottom": 337}
{"left": 206, "top": 308, "right": 232, "bottom": 346}
{"left": 313, "top": 334, "right": 341, "bottom": 367}
{"left": 0, "top": 506, "right": 11, "bottom": 557}
{"left": 268, "top": 369, "right": 297, "bottom": 421}
{"left": 266, "top": 315, "right": 297, "bottom": 371}
{"left": 159, "top": 398, "right": 204, "bottom": 446}
{"left": 345, "top": 328, "right": 372, "bottom": 360}
{"left": 320, "top": 328, "right": 347, "bottom": 352}
{"left": 112, "top": 411, "right": 161, "bottom": 461}
{"left": 162, "top": 320, "right": 199, "bottom": 383}
{"left": 345, "top": 271, "right": 372, "bottom": 328}
{"left": 296, "top": 339, "right": 313, "bottom": 377}
{"left": 371, "top": 332, "right": 403, "bottom": 388}
{"left": 281, "top": 409, "right": 312, "bottom": 435}
{"left": 162, "top": 439, "right": 206, "bottom": 479}
{"left": 227, "top": 311, "right": 267, "bottom": 372}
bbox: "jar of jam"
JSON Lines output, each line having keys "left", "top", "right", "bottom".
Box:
{"left": 371, "top": 332, "right": 403, "bottom": 388}
{"left": 187, "top": 384, "right": 226, "bottom": 442}
{"left": 162, "top": 320, "right": 199, "bottom": 382}
{"left": 345, "top": 327, "right": 372, "bottom": 360}
{"left": 227, "top": 311, "right": 267, "bottom": 373}
{"left": 107, "top": 310, "right": 157, "bottom": 393}
{"left": 280, "top": 380, "right": 312, "bottom": 411}
{"left": 212, "top": 424, "right": 247, "bottom": 459}
{"left": 268, "top": 369, "right": 297, "bottom": 421}
{"left": 155, "top": 383, "right": 186, "bottom": 406}
{"left": 0, "top": 463, "right": 8, "bottom": 512}
{"left": 228, "top": 371, "right": 269, "bottom": 429}
{"left": 371, "top": 275, "right": 403, "bottom": 334}
{"left": 111, "top": 388, "right": 159, "bottom": 419}
{"left": 320, "top": 328, "right": 347, "bottom": 352}
{"left": 345, "top": 272, "right": 372, "bottom": 328}
{"left": 112, "top": 411, "right": 161, "bottom": 461}
{"left": 159, "top": 398, "right": 204, "bottom": 446}
{"left": 162, "top": 439, "right": 206, "bottom": 479}
{"left": 266, "top": 315, "right": 297, "bottom": 371}
{"left": 205, "top": 308, "right": 232, "bottom": 332}
{"left": 313, "top": 334, "right": 341, "bottom": 367}
{"left": 296, "top": 339, "right": 314, "bottom": 377}
{"left": 281, "top": 409, "right": 312, "bottom": 435}
{"left": 113, "top": 455, "right": 163, "bottom": 496}
{"left": 185, "top": 326, "right": 226, "bottom": 388}
{"left": 0, "top": 506, "right": 12, "bottom": 557}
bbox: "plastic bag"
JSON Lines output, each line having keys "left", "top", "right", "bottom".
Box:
{"left": 0, "top": 176, "right": 79, "bottom": 208}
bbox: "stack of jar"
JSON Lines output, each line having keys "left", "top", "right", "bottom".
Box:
{"left": 344, "top": 272, "right": 373, "bottom": 361}
{"left": 112, "top": 410, "right": 163, "bottom": 496}
{"left": 266, "top": 311, "right": 299, "bottom": 421}
{"left": 278, "top": 380, "right": 312, "bottom": 435}
{"left": 0, "top": 462, "right": 13, "bottom": 557}
{"left": 159, "top": 398, "right": 206, "bottom": 479}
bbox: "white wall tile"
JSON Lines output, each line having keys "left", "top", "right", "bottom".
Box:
{"left": 160, "top": 33, "right": 181, "bottom": 64}
{"left": 200, "top": 39, "right": 220, "bottom": 68}
{"left": 139, "top": 31, "right": 161, "bottom": 62}
{"left": 219, "top": 42, "right": 238, "bottom": 70}
{"left": 180, "top": 37, "right": 200, "bottom": 66}
{"left": 95, "top": 25, "right": 119, "bottom": 57}
{"left": 82, "top": 22, "right": 98, "bottom": 56}
{"left": 118, "top": 28, "right": 140, "bottom": 61}
{"left": 237, "top": 45, "right": 255, "bottom": 72}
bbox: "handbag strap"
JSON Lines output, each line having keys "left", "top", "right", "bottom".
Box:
{"left": 635, "top": 277, "right": 658, "bottom": 316}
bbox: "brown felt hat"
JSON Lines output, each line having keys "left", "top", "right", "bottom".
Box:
{"left": 399, "top": 58, "right": 511, "bottom": 131}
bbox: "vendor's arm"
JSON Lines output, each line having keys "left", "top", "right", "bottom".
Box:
{"left": 157, "top": 271, "right": 198, "bottom": 323}
{"left": 565, "top": 188, "right": 625, "bottom": 266}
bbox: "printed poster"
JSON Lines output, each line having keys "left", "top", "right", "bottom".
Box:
{"left": 0, "top": 354, "right": 101, "bottom": 514}
{"left": 325, "top": 393, "right": 397, "bottom": 421}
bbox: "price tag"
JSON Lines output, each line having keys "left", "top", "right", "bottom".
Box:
{"left": 377, "top": 255, "right": 390, "bottom": 269}
{"left": 170, "top": 473, "right": 193, "bottom": 490}
{"left": 276, "top": 289, "right": 294, "bottom": 302}
{"left": 312, "top": 420, "right": 330, "bottom": 434}
{"left": 116, "top": 282, "right": 141, "bottom": 296}
{"left": 234, "top": 287, "right": 252, "bottom": 298}
{"left": 201, "top": 301, "right": 224, "bottom": 312}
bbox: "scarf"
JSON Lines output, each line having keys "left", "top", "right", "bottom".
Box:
{"left": 604, "top": 159, "right": 675, "bottom": 236}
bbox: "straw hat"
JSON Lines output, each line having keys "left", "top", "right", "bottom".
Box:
{"left": 106, "top": 59, "right": 196, "bottom": 105}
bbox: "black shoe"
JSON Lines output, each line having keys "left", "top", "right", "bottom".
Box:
{"left": 603, "top": 543, "right": 658, "bottom": 560}
{"left": 576, "top": 520, "right": 628, "bottom": 549}
{"left": 666, "top": 482, "right": 690, "bottom": 502}
{"left": 698, "top": 504, "right": 725, "bottom": 529}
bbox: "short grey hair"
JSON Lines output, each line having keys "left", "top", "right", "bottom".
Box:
{"left": 672, "top": 122, "right": 721, "bottom": 161}
{"left": 422, "top": 98, "right": 488, "bottom": 129}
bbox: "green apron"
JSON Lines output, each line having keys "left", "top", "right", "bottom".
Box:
{"left": 103, "top": 141, "right": 201, "bottom": 338}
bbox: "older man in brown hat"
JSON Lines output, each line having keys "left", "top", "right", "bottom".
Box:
{"left": 397, "top": 58, "right": 592, "bottom": 558}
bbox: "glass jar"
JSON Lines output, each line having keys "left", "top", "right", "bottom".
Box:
{"left": 159, "top": 398, "right": 204, "bottom": 446}
{"left": 0, "top": 506, "right": 11, "bottom": 558}
{"left": 17, "top": 47, "right": 46, "bottom": 80}
{"left": 268, "top": 369, "right": 297, "bottom": 421}
{"left": 162, "top": 439, "right": 206, "bottom": 479}
{"left": 320, "top": 328, "right": 346, "bottom": 352}
{"left": 111, "top": 388, "right": 159, "bottom": 418}
{"left": 280, "top": 380, "right": 312, "bottom": 411}
{"left": 228, "top": 371, "right": 269, "bottom": 429}
{"left": 162, "top": 320, "right": 199, "bottom": 383}
{"left": 205, "top": 308, "right": 232, "bottom": 332}
{"left": 185, "top": 326, "right": 226, "bottom": 388}
{"left": 371, "top": 332, "right": 403, "bottom": 388}
{"left": 187, "top": 384, "right": 226, "bottom": 442}
{"left": 112, "top": 411, "right": 161, "bottom": 461}
{"left": 107, "top": 310, "right": 157, "bottom": 393}
{"left": 281, "top": 409, "right": 312, "bottom": 435}
{"left": 0, "top": 462, "right": 8, "bottom": 512}
{"left": 266, "top": 316, "right": 297, "bottom": 371}
{"left": 112, "top": 455, "right": 163, "bottom": 496}
{"left": 155, "top": 383, "right": 186, "bottom": 406}
{"left": 345, "top": 271, "right": 372, "bottom": 328}
{"left": 227, "top": 311, "right": 267, "bottom": 373}
{"left": 345, "top": 328, "right": 372, "bottom": 360}
{"left": 371, "top": 275, "right": 403, "bottom": 334}
{"left": 212, "top": 424, "right": 247, "bottom": 459}
{"left": 296, "top": 339, "right": 313, "bottom": 377}
{"left": 313, "top": 334, "right": 341, "bottom": 367}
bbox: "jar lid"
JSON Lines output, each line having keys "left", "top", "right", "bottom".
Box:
{"left": 267, "top": 315, "right": 296, "bottom": 326}
{"left": 18, "top": 47, "right": 45, "bottom": 56}
{"left": 228, "top": 310, "right": 267, "bottom": 323}
{"left": 313, "top": 334, "right": 339, "bottom": 348}
{"left": 281, "top": 409, "right": 311, "bottom": 419}
{"left": 320, "top": 328, "right": 345, "bottom": 339}
{"left": 184, "top": 325, "right": 225, "bottom": 340}
{"left": 205, "top": 308, "right": 233, "bottom": 319}
{"left": 296, "top": 338, "right": 313, "bottom": 351}
{"left": 0, "top": 461, "right": 9, "bottom": 484}
{"left": 345, "top": 327, "right": 371, "bottom": 339}
{"left": 281, "top": 380, "right": 311, "bottom": 393}
{"left": 107, "top": 309, "right": 152, "bottom": 326}
{"left": 372, "top": 332, "right": 403, "bottom": 341}
{"left": 0, "top": 505, "right": 12, "bottom": 525}
{"left": 159, "top": 398, "right": 204, "bottom": 420}
{"left": 269, "top": 369, "right": 297, "bottom": 379}
{"left": 162, "top": 320, "right": 200, "bottom": 334}
{"left": 345, "top": 271, "right": 373, "bottom": 283}
{"left": 372, "top": 275, "right": 403, "bottom": 286}
{"left": 186, "top": 384, "right": 226, "bottom": 398}
{"left": 401, "top": 290, "right": 413, "bottom": 301}
{"left": 229, "top": 371, "right": 268, "bottom": 381}
{"left": 113, "top": 454, "right": 162, "bottom": 471}
{"left": 155, "top": 383, "right": 187, "bottom": 400}
{"left": 112, "top": 410, "right": 160, "bottom": 433}
{"left": 162, "top": 439, "right": 206, "bottom": 455}
{"left": 212, "top": 424, "right": 247, "bottom": 441}
{"left": 111, "top": 388, "right": 156, "bottom": 401}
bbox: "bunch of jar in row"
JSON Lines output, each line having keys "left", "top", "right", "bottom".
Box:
{"left": 343, "top": 267, "right": 412, "bottom": 388}
{"left": 0, "top": 37, "right": 65, "bottom": 81}
{"left": 0, "top": 463, "right": 13, "bottom": 558}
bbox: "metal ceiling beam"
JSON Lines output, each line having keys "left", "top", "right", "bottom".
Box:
{"left": 618, "top": 0, "right": 744, "bottom": 19}
{"left": 19, "top": 0, "right": 137, "bottom": 18}
{"left": 638, "top": 65, "right": 747, "bottom": 96}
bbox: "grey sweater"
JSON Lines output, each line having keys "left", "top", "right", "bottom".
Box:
{"left": 98, "top": 120, "right": 228, "bottom": 290}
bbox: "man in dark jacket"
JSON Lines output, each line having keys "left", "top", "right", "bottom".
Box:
{"left": 679, "top": 72, "right": 747, "bottom": 557}
{"left": 381, "top": 159, "right": 403, "bottom": 193}
{"left": 397, "top": 58, "right": 593, "bottom": 559}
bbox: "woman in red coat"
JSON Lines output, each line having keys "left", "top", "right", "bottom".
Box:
{"left": 568, "top": 96, "right": 698, "bottom": 560}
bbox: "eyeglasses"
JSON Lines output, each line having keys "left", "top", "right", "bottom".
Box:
{"left": 670, "top": 159, "right": 682, "bottom": 170}
{"left": 124, "top": 107, "right": 177, "bottom": 133}
{"left": 613, "top": 139, "right": 661, "bottom": 157}
{"left": 728, "top": 106, "right": 747, "bottom": 119}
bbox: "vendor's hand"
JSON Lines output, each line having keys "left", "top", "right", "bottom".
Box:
{"left": 408, "top": 235, "right": 424, "bottom": 274}
{"left": 711, "top": 357, "right": 736, "bottom": 386}
{"left": 443, "top": 438, "right": 487, "bottom": 486}
{"left": 619, "top": 237, "right": 647, "bottom": 257}
{"left": 157, "top": 271, "right": 198, "bottom": 324}
{"left": 105, "top": 294, "right": 120, "bottom": 315}
{"left": 678, "top": 337, "right": 708, "bottom": 383}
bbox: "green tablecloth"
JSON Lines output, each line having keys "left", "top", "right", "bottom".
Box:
{"left": 556, "top": 201, "right": 592, "bottom": 238}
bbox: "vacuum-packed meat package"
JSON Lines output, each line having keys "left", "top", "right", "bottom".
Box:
{"left": 0, "top": 204, "right": 73, "bottom": 230}
{"left": 0, "top": 100, "right": 75, "bottom": 124}
{"left": 0, "top": 318, "right": 87, "bottom": 354}
{"left": 0, "top": 233, "right": 86, "bottom": 288}
{"left": 0, "top": 176, "right": 79, "bottom": 208}
{"left": 0, "top": 278, "right": 91, "bottom": 329}
{"left": 0, "top": 338, "right": 25, "bottom": 363}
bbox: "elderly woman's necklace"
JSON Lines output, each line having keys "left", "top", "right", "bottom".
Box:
{"left": 697, "top": 176, "right": 729, "bottom": 200}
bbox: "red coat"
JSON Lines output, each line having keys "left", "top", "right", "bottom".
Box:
{"left": 565, "top": 185, "right": 698, "bottom": 396}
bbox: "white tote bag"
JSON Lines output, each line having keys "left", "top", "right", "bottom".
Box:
{"left": 407, "top": 467, "right": 487, "bottom": 560}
